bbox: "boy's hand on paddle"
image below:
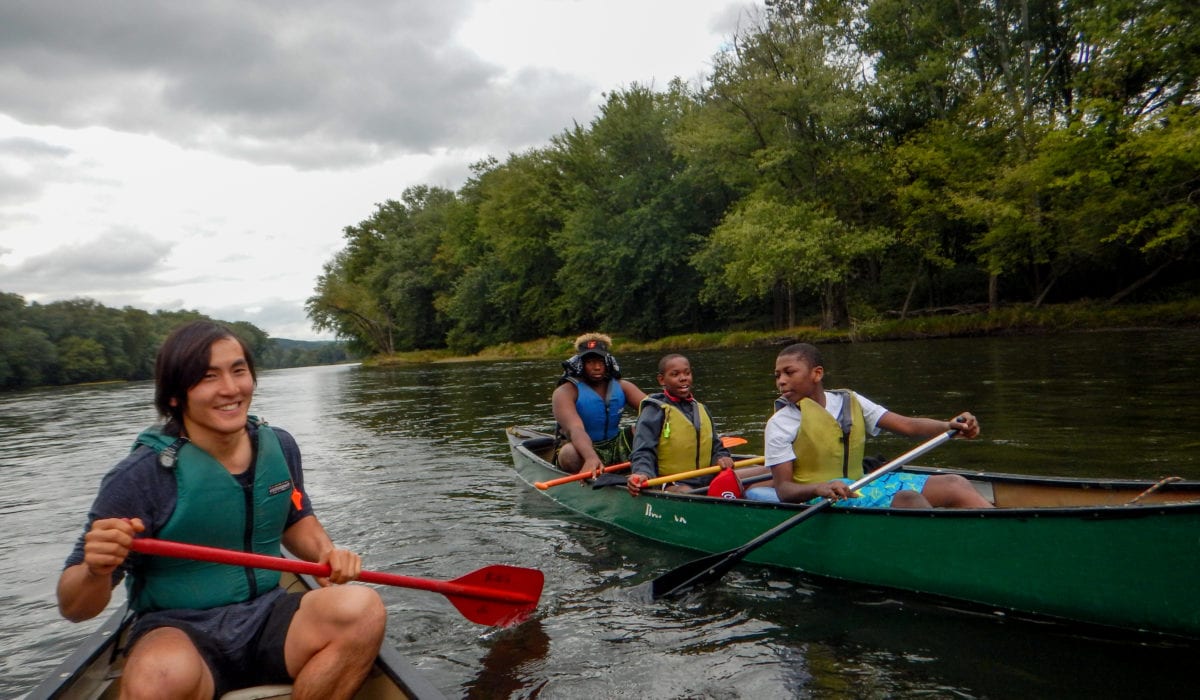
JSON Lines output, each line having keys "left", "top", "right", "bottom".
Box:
{"left": 814, "top": 480, "right": 855, "bottom": 502}
{"left": 948, "top": 412, "right": 980, "bottom": 439}
{"left": 584, "top": 456, "right": 604, "bottom": 479}
{"left": 627, "top": 473, "right": 648, "bottom": 497}
{"left": 716, "top": 456, "right": 735, "bottom": 471}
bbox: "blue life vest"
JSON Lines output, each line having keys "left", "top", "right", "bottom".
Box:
{"left": 570, "top": 377, "right": 626, "bottom": 442}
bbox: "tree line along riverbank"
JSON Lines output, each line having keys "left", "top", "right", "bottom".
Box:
{"left": 366, "top": 299, "right": 1200, "bottom": 366}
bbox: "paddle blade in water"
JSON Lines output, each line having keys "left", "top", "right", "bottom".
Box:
{"left": 441, "top": 564, "right": 545, "bottom": 626}
{"left": 356, "top": 564, "right": 544, "bottom": 627}
{"left": 649, "top": 550, "right": 744, "bottom": 600}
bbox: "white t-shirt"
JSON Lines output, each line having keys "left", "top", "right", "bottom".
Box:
{"left": 764, "top": 391, "right": 888, "bottom": 468}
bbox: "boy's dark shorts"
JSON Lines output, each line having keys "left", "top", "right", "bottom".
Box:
{"left": 127, "top": 588, "right": 305, "bottom": 697}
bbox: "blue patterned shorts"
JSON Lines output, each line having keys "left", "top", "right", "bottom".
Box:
{"left": 743, "top": 472, "right": 929, "bottom": 507}
{"left": 823, "top": 472, "right": 929, "bottom": 508}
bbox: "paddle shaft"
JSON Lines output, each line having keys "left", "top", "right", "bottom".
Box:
{"left": 534, "top": 436, "right": 748, "bottom": 489}
{"left": 128, "top": 538, "right": 538, "bottom": 605}
{"left": 650, "top": 428, "right": 958, "bottom": 599}
{"left": 642, "top": 456, "right": 766, "bottom": 488}
{"left": 536, "top": 460, "right": 629, "bottom": 489}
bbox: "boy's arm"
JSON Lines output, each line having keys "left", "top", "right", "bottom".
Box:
{"left": 621, "top": 379, "right": 647, "bottom": 409}
{"left": 628, "top": 402, "right": 664, "bottom": 479}
{"left": 877, "top": 411, "right": 980, "bottom": 439}
{"left": 282, "top": 514, "right": 363, "bottom": 586}
{"left": 770, "top": 462, "right": 855, "bottom": 503}
{"left": 706, "top": 406, "right": 734, "bottom": 468}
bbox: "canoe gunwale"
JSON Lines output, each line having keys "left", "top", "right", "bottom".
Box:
{"left": 26, "top": 601, "right": 129, "bottom": 700}
{"left": 506, "top": 425, "right": 1200, "bottom": 520}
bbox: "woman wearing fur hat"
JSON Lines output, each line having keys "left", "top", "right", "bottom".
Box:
{"left": 552, "top": 333, "right": 647, "bottom": 474}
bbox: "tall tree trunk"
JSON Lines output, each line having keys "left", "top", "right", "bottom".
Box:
{"left": 1108, "top": 260, "right": 1175, "bottom": 305}
{"left": 901, "top": 259, "right": 923, "bottom": 319}
{"left": 1032, "top": 270, "right": 1060, "bottom": 308}
{"left": 787, "top": 281, "right": 796, "bottom": 328}
{"left": 820, "top": 280, "right": 850, "bottom": 329}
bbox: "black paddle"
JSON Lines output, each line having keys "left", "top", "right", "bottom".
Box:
{"left": 649, "top": 426, "right": 961, "bottom": 599}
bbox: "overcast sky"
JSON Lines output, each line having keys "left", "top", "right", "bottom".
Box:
{"left": 0, "top": 0, "right": 753, "bottom": 340}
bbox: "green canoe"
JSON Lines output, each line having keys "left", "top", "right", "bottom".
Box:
{"left": 508, "top": 425, "right": 1200, "bottom": 641}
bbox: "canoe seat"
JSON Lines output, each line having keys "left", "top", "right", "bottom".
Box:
{"left": 221, "top": 684, "right": 293, "bottom": 699}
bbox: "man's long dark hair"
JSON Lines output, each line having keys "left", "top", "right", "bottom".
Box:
{"left": 154, "top": 321, "right": 257, "bottom": 434}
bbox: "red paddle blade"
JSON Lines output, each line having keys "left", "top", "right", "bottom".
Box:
{"left": 707, "top": 468, "right": 744, "bottom": 499}
{"left": 442, "top": 565, "right": 544, "bottom": 626}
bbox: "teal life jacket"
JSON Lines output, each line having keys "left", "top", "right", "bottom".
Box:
{"left": 128, "top": 418, "right": 294, "bottom": 612}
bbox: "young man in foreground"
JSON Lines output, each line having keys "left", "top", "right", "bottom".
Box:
{"left": 57, "top": 320, "right": 386, "bottom": 699}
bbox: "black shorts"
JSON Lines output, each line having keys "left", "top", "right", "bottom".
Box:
{"left": 128, "top": 588, "right": 305, "bottom": 698}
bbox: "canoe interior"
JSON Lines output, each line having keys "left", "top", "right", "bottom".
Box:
{"left": 30, "top": 567, "right": 445, "bottom": 700}
{"left": 510, "top": 426, "right": 1200, "bottom": 509}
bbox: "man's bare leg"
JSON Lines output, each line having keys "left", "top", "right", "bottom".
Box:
{"left": 285, "top": 586, "right": 387, "bottom": 700}
{"left": 120, "top": 627, "right": 214, "bottom": 700}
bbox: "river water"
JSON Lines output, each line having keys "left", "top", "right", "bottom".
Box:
{"left": 3, "top": 329, "right": 1198, "bottom": 699}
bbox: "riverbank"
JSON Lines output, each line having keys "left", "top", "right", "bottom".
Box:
{"left": 365, "top": 299, "right": 1200, "bottom": 366}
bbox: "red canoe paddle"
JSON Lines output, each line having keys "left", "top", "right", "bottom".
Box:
{"left": 129, "top": 538, "right": 543, "bottom": 627}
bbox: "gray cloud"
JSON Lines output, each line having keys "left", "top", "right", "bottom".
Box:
{"left": 0, "top": 228, "right": 176, "bottom": 296}
{"left": 0, "top": 137, "right": 71, "bottom": 159}
{"left": 0, "top": 136, "right": 74, "bottom": 205}
{"left": 0, "top": 1, "right": 597, "bottom": 169}
{"left": 202, "top": 297, "right": 330, "bottom": 340}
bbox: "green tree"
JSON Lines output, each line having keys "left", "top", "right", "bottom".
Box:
{"left": 685, "top": 5, "right": 889, "bottom": 327}
{"left": 307, "top": 187, "right": 458, "bottom": 354}
{"left": 0, "top": 294, "right": 58, "bottom": 388}
{"left": 57, "top": 336, "right": 110, "bottom": 384}
{"left": 435, "top": 151, "right": 568, "bottom": 352}
{"left": 1104, "top": 107, "right": 1200, "bottom": 301}
{"left": 0, "top": 326, "right": 58, "bottom": 388}
{"left": 308, "top": 251, "right": 398, "bottom": 355}
{"left": 553, "top": 83, "right": 732, "bottom": 338}
{"left": 695, "top": 194, "right": 891, "bottom": 328}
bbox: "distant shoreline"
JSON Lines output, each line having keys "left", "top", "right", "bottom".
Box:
{"left": 366, "top": 299, "right": 1200, "bottom": 366}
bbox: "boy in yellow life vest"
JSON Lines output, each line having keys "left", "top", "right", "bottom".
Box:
{"left": 626, "top": 354, "right": 735, "bottom": 496}
{"left": 745, "top": 343, "right": 994, "bottom": 508}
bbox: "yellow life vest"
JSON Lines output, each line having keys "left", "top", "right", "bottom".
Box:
{"left": 644, "top": 397, "right": 715, "bottom": 477}
{"left": 789, "top": 390, "right": 865, "bottom": 484}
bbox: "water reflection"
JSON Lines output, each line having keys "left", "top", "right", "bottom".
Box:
{"left": 463, "top": 621, "right": 551, "bottom": 699}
